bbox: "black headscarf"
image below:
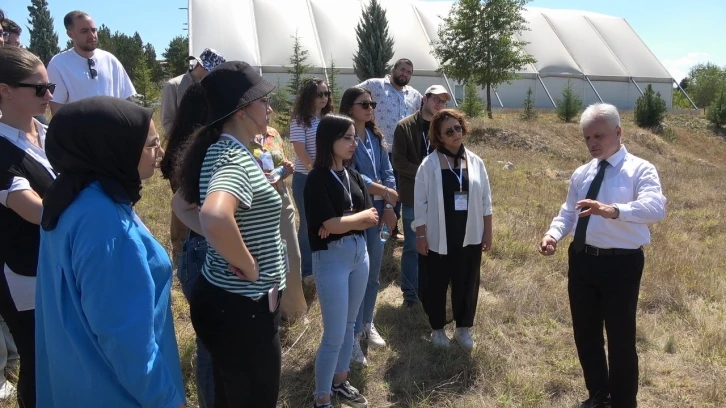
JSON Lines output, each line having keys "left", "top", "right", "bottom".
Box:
{"left": 41, "top": 96, "right": 153, "bottom": 231}
{"left": 438, "top": 144, "right": 466, "bottom": 167}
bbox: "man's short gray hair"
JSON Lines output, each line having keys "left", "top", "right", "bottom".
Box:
{"left": 580, "top": 103, "right": 620, "bottom": 131}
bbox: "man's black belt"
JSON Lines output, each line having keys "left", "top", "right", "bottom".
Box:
{"left": 583, "top": 245, "right": 643, "bottom": 256}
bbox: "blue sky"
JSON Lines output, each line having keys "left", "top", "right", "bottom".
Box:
{"left": 4, "top": 0, "right": 724, "bottom": 81}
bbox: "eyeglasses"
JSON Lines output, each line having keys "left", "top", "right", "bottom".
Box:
{"left": 429, "top": 95, "right": 448, "bottom": 106}
{"left": 443, "top": 124, "right": 464, "bottom": 137}
{"left": 14, "top": 83, "right": 56, "bottom": 97}
{"left": 258, "top": 97, "right": 270, "bottom": 108}
{"left": 340, "top": 134, "right": 360, "bottom": 145}
{"left": 354, "top": 101, "right": 377, "bottom": 110}
{"left": 87, "top": 58, "right": 97, "bottom": 79}
{"left": 317, "top": 91, "right": 331, "bottom": 99}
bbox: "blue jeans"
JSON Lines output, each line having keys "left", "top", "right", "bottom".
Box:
{"left": 292, "top": 172, "right": 313, "bottom": 278}
{"left": 354, "top": 201, "right": 384, "bottom": 335}
{"left": 313, "top": 235, "right": 369, "bottom": 398}
{"left": 177, "top": 236, "right": 215, "bottom": 408}
{"left": 401, "top": 205, "right": 419, "bottom": 302}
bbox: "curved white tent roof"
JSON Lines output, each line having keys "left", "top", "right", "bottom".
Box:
{"left": 188, "top": 0, "right": 675, "bottom": 109}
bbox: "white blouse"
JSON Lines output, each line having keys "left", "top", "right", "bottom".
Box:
{"left": 412, "top": 148, "right": 493, "bottom": 255}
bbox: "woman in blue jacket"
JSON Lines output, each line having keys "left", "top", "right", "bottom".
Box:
{"left": 35, "top": 96, "right": 186, "bottom": 408}
{"left": 339, "top": 87, "right": 398, "bottom": 365}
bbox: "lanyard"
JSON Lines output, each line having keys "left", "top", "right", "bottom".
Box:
{"left": 444, "top": 155, "right": 463, "bottom": 192}
{"left": 361, "top": 129, "right": 378, "bottom": 181}
{"left": 421, "top": 131, "right": 430, "bottom": 155}
{"left": 220, "top": 133, "right": 263, "bottom": 173}
{"left": 330, "top": 168, "right": 354, "bottom": 211}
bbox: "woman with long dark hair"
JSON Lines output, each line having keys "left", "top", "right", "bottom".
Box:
{"left": 159, "top": 82, "right": 215, "bottom": 408}
{"left": 290, "top": 77, "right": 334, "bottom": 283}
{"left": 0, "top": 46, "right": 56, "bottom": 408}
{"left": 173, "top": 61, "right": 286, "bottom": 407}
{"left": 34, "top": 96, "right": 185, "bottom": 407}
{"left": 339, "top": 87, "right": 398, "bottom": 365}
{"left": 305, "top": 114, "right": 378, "bottom": 408}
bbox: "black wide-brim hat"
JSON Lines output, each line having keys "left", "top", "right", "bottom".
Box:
{"left": 201, "top": 61, "right": 275, "bottom": 126}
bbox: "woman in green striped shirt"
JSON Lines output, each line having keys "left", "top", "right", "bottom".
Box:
{"left": 172, "top": 61, "right": 285, "bottom": 407}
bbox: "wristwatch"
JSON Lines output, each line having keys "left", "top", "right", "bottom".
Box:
{"left": 385, "top": 203, "right": 393, "bottom": 209}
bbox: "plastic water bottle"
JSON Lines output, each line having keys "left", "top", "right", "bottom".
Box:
{"left": 380, "top": 224, "right": 390, "bottom": 244}
{"left": 266, "top": 166, "right": 285, "bottom": 183}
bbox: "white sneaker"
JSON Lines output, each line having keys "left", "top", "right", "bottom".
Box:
{"left": 430, "top": 329, "right": 451, "bottom": 348}
{"left": 453, "top": 327, "right": 475, "bottom": 351}
{"left": 351, "top": 333, "right": 368, "bottom": 366}
{"left": 363, "top": 323, "right": 387, "bottom": 348}
{"left": 0, "top": 379, "right": 16, "bottom": 400}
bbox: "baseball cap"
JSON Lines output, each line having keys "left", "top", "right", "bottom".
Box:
{"left": 188, "top": 48, "right": 226, "bottom": 72}
{"left": 424, "top": 85, "right": 452, "bottom": 100}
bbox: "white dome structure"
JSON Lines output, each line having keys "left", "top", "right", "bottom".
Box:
{"left": 188, "top": 0, "right": 679, "bottom": 109}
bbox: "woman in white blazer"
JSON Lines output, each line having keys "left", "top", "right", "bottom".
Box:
{"left": 412, "top": 109, "right": 493, "bottom": 351}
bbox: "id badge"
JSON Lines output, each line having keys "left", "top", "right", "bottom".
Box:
{"left": 373, "top": 195, "right": 383, "bottom": 201}
{"left": 268, "top": 283, "right": 279, "bottom": 313}
{"left": 454, "top": 192, "right": 468, "bottom": 211}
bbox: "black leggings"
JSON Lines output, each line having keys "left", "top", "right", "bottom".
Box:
{"left": 0, "top": 275, "right": 35, "bottom": 408}
{"left": 190, "top": 275, "right": 282, "bottom": 408}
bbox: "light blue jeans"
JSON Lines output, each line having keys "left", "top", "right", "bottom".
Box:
{"left": 313, "top": 234, "right": 369, "bottom": 398}
{"left": 177, "top": 236, "right": 214, "bottom": 408}
{"left": 354, "top": 200, "right": 385, "bottom": 335}
{"left": 292, "top": 172, "right": 313, "bottom": 278}
{"left": 401, "top": 204, "right": 419, "bottom": 302}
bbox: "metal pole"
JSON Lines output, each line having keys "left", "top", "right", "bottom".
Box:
{"left": 674, "top": 79, "right": 698, "bottom": 110}
{"left": 441, "top": 73, "right": 458, "bottom": 107}
{"left": 630, "top": 77, "right": 644, "bottom": 96}
{"left": 537, "top": 74, "right": 556, "bottom": 108}
{"left": 585, "top": 76, "right": 603, "bottom": 103}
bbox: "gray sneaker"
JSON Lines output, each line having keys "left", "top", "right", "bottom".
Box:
{"left": 332, "top": 381, "right": 368, "bottom": 407}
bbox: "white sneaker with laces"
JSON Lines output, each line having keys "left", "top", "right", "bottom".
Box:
{"left": 0, "top": 379, "right": 16, "bottom": 400}
{"left": 430, "top": 329, "right": 451, "bottom": 348}
{"left": 453, "top": 327, "right": 475, "bottom": 351}
{"left": 351, "top": 333, "right": 368, "bottom": 366}
{"left": 363, "top": 323, "right": 386, "bottom": 348}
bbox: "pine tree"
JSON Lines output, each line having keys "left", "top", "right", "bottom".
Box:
{"left": 271, "top": 78, "right": 291, "bottom": 136}
{"left": 133, "top": 55, "right": 160, "bottom": 108}
{"left": 144, "top": 43, "right": 165, "bottom": 82}
{"left": 163, "top": 36, "right": 190, "bottom": 77}
{"left": 520, "top": 87, "right": 537, "bottom": 120}
{"left": 286, "top": 31, "right": 313, "bottom": 97}
{"left": 433, "top": 0, "right": 536, "bottom": 119}
{"left": 327, "top": 56, "right": 342, "bottom": 107}
{"left": 352, "top": 0, "right": 395, "bottom": 82}
{"left": 27, "top": 0, "right": 60, "bottom": 66}
{"left": 707, "top": 85, "right": 726, "bottom": 128}
{"left": 634, "top": 84, "right": 667, "bottom": 128}
{"left": 556, "top": 80, "right": 582, "bottom": 122}
{"left": 460, "top": 81, "right": 484, "bottom": 118}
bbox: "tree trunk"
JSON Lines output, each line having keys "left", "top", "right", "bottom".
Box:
{"left": 486, "top": 82, "right": 493, "bottom": 119}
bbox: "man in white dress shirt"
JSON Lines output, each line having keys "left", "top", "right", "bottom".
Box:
{"left": 47, "top": 11, "right": 135, "bottom": 115}
{"left": 539, "top": 103, "right": 666, "bottom": 408}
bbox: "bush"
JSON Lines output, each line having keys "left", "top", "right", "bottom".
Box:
{"left": 520, "top": 87, "right": 537, "bottom": 120}
{"left": 634, "top": 84, "right": 667, "bottom": 128}
{"left": 706, "top": 87, "right": 726, "bottom": 128}
{"left": 556, "top": 80, "right": 582, "bottom": 122}
{"left": 460, "top": 82, "right": 484, "bottom": 119}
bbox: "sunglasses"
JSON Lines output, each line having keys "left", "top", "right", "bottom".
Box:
{"left": 354, "top": 101, "right": 377, "bottom": 110}
{"left": 317, "top": 91, "right": 331, "bottom": 99}
{"left": 14, "top": 83, "right": 56, "bottom": 97}
{"left": 444, "top": 124, "right": 464, "bottom": 137}
{"left": 87, "top": 58, "right": 97, "bottom": 79}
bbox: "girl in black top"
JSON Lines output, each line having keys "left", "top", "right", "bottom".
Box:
{"left": 304, "top": 114, "right": 378, "bottom": 408}
{"left": 0, "top": 46, "right": 57, "bottom": 408}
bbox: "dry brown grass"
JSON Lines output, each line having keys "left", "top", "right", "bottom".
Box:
{"left": 2, "top": 112, "right": 724, "bottom": 408}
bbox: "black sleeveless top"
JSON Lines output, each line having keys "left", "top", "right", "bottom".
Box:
{"left": 0, "top": 136, "right": 56, "bottom": 276}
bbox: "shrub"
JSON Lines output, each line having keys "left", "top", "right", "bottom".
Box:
{"left": 634, "top": 84, "right": 667, "bottom": 128}
{"left": 520, "top": 87, "right": 537, "bottom": 120}
{"left": 556, "top": 80, "right": 582, "bottom": 122}
{"left": 706, "top": 86, "right": 726, "bottom": 128}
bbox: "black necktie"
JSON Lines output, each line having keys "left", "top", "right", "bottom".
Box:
{"left": 572, "top": 160, "right": 610, "bottom": 253}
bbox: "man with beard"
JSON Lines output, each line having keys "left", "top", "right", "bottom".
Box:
{"left": 391, "top": 85, "right": 451, "bottom": 308}
{"left": 48, "top": 11, "right": 135, "bottom": 115}
{"left": 358, "top": 58, "right": 422, "bottom": 242}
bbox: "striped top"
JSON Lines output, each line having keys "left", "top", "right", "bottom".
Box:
{"left": 289, "top": 116, "right": 320, "bottom": 174}
{"left": 199, "top": 138, "right": 286, "bottom": 298}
